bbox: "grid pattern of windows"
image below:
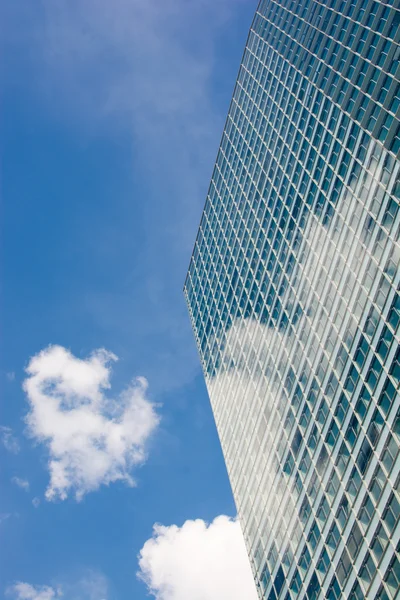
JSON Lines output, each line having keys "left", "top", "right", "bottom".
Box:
{"left": 184, "top": 0, "right": 400, "bottom": 598}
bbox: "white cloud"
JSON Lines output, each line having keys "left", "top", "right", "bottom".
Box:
{"left": 0, "top": 426, "right": 20, "bottom": 454}
{"left": 138, "top": 515, "right": 258, "bottom": 600}
{"left": 12, "top": 477, "right": 30, "bottom": 492}
{"left": 7, "top": 371, "right": 16, "bottom": 381}
{"left": 32, "top": 497, "right": 41, "bottom": 508}
{"left": 7, "top": 583, "right": 58, "bottom": 600}
{"left": 23, "top": 345, "right": 159, "bottom": 501}
{"left": 7, "top": 573, "right": 108, "bottom": 600}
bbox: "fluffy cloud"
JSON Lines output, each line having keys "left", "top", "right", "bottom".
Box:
{"left": 138, "top": 516, "right": 258, "bottom": 600}
{"left": 0, "top": 426, "right": 20, "bottom": 454}
{"left": 23, "top": 345, "right": 159, "bottom": 501}
{"left": 11, "top": 477, "right": 30, "bottom": 491}
{"left": 7, "top": 583, "right": 58, "bottom": 600}
{"left": 8, "top": 573, "right": 108, "bottom": 600}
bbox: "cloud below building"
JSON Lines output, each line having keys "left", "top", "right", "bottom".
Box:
{"left": 138, "top": 515, "right": 258, "bottom": 600}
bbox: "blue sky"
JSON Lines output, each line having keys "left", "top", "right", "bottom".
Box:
{"left": 1, "top": 1, "right": 259, "bottom": 599}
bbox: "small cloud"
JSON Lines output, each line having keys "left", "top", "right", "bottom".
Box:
{"left": 12, "top": 477, "right": 30, "bottom": 491}
{"left": 6, "top": 372, "right": 16, "bottom": 382}
{"left": 0, "top": 426, "right": 20, "bottom": 454}
{"left": 7, "top": 572, "right": 108, "bottom": 600}
{"left": 138, "top": 515, "right": 258, "bottom": 600}
{"left": 32, "top": 497, "right": 40, "bottom": 508}
{"left": 23, "top": 345, "right": 160, "bottom": 501}
{"left": 7, "top": 583, "right": 59, "bottom": 600}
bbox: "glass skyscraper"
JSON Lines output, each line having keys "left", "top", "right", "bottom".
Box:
{"left": 184, "top": 1, "right": 400, "bottom": 599}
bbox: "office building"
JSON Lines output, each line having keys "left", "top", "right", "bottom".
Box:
{"left": 184, "top": 0, "right": 400, "bottom": 599}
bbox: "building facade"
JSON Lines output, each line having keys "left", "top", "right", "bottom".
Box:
{"left": 184, "top": 1, "right": 400, "bottom": 599}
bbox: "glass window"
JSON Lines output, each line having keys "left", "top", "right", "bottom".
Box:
{"left": 384, "top": 554, "right": 400, "bottom": 598}
{"left": 370, "top": 523, "right": 389, "bottom": 563}
{"left": 359, "top": 551, "right": 376, "bottom": 589}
